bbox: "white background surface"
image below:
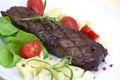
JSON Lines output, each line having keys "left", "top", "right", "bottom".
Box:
{"left": 101, "top": 0, "right": 120, "bottom": 10}
{"left": 0, "top": 0, "right": 120, "bottom": 80}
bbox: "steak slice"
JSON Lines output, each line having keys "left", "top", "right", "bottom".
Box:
{"left": 1, "top": 6, "right": 108, "bottom": 70}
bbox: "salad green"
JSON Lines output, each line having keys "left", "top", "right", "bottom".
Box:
{"left": 0, "top": 16, "right": 48, "bottom": 67}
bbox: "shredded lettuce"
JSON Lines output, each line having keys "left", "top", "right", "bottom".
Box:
{"left": 0, "top": 16, "right": 48, "bottom": 67}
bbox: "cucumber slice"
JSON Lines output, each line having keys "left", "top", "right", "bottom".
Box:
{"left": 70, "top": 66, "right": 84, "bottom": 79}
{"left": 82, "top": 71, "right": 95, "bottom": 80}
{"left": 38, "top": 68, "right": 53, "bottom": 80}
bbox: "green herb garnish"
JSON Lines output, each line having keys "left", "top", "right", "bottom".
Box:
{"left": 29, "top": 51, "right": 74, "bottom": 80}
{"left": 27, "top": 59, "right": 51, "bottom": 65}
{"left": 53, "top": 51, "right": 74, "bottom": 67}
{"left": 43, "top": 67, "right": 54, "bottom": 80}
{"left": 40, "top": 0, "right": 47, "bottom": 15}
{"left": 65, "top": 66, "right": 73, "bottom": 80}
{"left": 21, "top": 16, "right": 57, "bottom": 29}
{"left": 21, "top": 15, "right": 55, "bottom": 21}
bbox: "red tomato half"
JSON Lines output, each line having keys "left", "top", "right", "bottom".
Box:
{"left": 60, "top": 16, "right": 79, "bottom": 31}
{"left": 19, "top": 40, "right": 41, "bottom": 58}
{"left": 80, "top": 25, "right": 99, "bottom": 40}
{"left": 27, "top": 0, "right": 43, "bottom": 15}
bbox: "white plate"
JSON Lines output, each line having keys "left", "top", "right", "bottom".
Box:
{"left": 0, "top": 0, "right": 120, "bottom": 80}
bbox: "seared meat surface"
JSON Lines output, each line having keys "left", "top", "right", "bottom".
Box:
{"left": 1, "top": 6, "right": 108, "bottom": 70}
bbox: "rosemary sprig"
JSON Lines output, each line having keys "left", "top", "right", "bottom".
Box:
{"left": 43, "top": 67, "right": 54, "bottom": 80}
{"left": 21, "top": 16, "right": 55, "bottom": 22}
{"left": 29, "top": 66, "right": 54, "bottom": 80}
{"left": 26, "top": 59, "right": 51, "bottom": 65}
{"left": 21, "top": 16, "right": 57, "bottom": 29}
{"left": 25, "top": 51, "right": 74, "bottom": 80}
{"left": 65, "top": 66, "right": 73, "bottom": 80}
{"left": 53, "top": 51, "right": 74, "bottom": 67}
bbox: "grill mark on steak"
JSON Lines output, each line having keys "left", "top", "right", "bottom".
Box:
{"left": 1, "top": 6, "right": 108, "bottom": 70}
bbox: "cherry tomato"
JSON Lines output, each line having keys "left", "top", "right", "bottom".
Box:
{"left": 60, "top": 16, "right": 79, "bottom": 31}
{"left": 80, "top": 25, "right": 99, "bottom": 40}
{"left": 27, "top": 0, "right": 43, "bottom": 15}
{"left": 19, "top": 40, "right": 41, "bottom": 58}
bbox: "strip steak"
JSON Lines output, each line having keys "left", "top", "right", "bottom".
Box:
{"left": 1, "top": 6, "right": 108, "bottom": 70}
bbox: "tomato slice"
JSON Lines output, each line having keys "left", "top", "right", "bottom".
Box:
{"left": 27, "top": 0, "right": 43, "bottom": 15}
{"left": 19, "top": 40, "right": 41, "bottom": 58}
{"left": 80, "top": 25, "right": 99, "bottom": 40}
{"left": 60, "top": 16, "right": 79, "bottom": 31}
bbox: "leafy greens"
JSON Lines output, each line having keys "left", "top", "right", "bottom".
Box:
{"left": 0, "top": 16, "right": 48, "bottom": 67}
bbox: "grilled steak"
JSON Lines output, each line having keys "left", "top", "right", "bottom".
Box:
{"left": 1, "top": 6, "right": 108, "bottom": 70}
